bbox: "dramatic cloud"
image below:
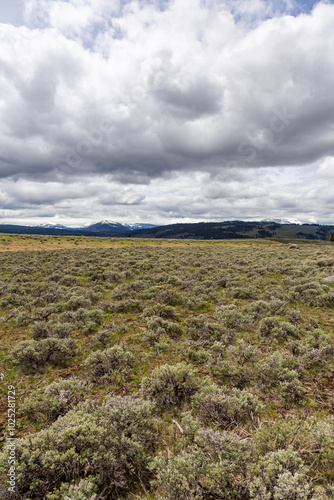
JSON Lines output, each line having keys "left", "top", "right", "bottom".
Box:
{"left": 0, "top": 0, "right": 333, "bottom": 224}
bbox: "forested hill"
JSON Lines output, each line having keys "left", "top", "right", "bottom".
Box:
{"left": 130, "top": 221, "right": 334, "bottom": 240}
{"left": 0, "top": 221, "right": 334, "bottom": 240}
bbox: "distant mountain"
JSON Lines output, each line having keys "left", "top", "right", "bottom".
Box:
{"left": 125, "top": 223, "right": 158, "bottom": 230}
{"left": 83, "top": 221, "right": 159, "bottom": 233}
{"left": 34, "top": 220, "right": 159, "bottom": 233}
{"left": 0, "top": 220, "right": 333, "bottom": 240}
{"left": 261, "top": 218, "right": 304, "bottom": 225}
{"left": 36, "top": 223, "right": 74, "bottom": 230}
{"left": 83, "top": 220, "right": 129, "bottom": 233}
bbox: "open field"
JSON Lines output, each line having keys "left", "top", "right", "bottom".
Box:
{"left": 0, "top": 233, "right": 261, "bottom": 252}
{"left": 1, "top": 236, "right": 334, "bottom": 499}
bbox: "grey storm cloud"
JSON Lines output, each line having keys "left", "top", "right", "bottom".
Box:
{"left": 0, "top": 0, "right": 333, "bottom": 225}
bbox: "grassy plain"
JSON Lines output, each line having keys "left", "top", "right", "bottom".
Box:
{"left": 0, "top": 235, "right": 334, "bottom": 499}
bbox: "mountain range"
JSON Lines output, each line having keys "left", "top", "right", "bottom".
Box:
{"left": 0, "top": 220, "right": 333, "bottom": 240}
{"left": 36, "top": 220, "right": 157, "bottom": 233}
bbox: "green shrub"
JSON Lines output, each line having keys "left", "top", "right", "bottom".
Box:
{"left": 141, "top": 363, "right": 200, "bottom": 408}
{"left": 31, "top": 321, "right": 50, "bottom": 339}
{"left": 315, "top": 291, "right": 334, "bottom": 307}
{"left": 248, "top": 299, "right": 287, "bottom": 319}
{"left": 209, "top": 340, "right": 257, "bottom": 388}
{"left": 59, "top": 275, "right": 81, "bottom": 286}
{"left": 257, "top": 351, "right": 301, "bottom": 386}
{"left": 293, "top": 331, "right": 334, "bottom": 368}
{"left": 290, "top": 281, "right": 324, "bottom": 305}
{"left": 84, "top": 345, "right": 135, "bottom": 383}
{"left": 143, "top": 304, "right": 177, "bottom": 319}
{"left": 279, "top": 378, "right": 307, "bottom": 405}
{"left": 192, "top": 383, "right": 264, "bottom": 428}
{"left": 317, "top": 259, "right": 334, "bottom": 267}
{"left": 147, "top": 316, "right": 182, "bottom": 338}
{"left": 0, "top": 396, "right": 156, "bottom": 499}
{"left": 63, "top": 295, "right": 91, "bottom": 311}
{"left": 152, "top": 426, "right": 254, "bottom": 499}
{"left": 32, "top": 321, "right": 73, "bottom": 340}
{"left": 259, "top": 316, "right": 299, "bottom": 339}
{"left": 185, "top": 346, "right": 209, "bottom": 364}
{"left": 91, "top": 328, "right": 113, "bottom": 347}
{"left": 82, "top": 321, "right": 96, "bottom": 336}
{"left": 46, "top": 479, "right": 97, "bottom": 499}
{"left": 215, "top": 304, "right": 248, "bottom": 330}
{"left": 87, "top": 308, "right": 104, "bottom": 324}
{"left": 230, "top": 286, "right": 258, "bottom": 299}
{"left": 142, "top": 328, "right": 167, "bottom": 347}
{"left": 20, "top": 377, "right": 92, "bottom": 425}
{"left": 110, "top": 299, "right": 143, "bottom": 312}
{"left": 9, "top": 338, "right": 76, "bottom": 372}
{"left": 156, "top": 288, "right": 183, "bottom": 305}
{"left": 249, "top": 450, "right": 311, "bottom": 499}
{"left": 226, "top": 339, "right": 260, "bottom": 365}
{"left": 152, "top": 448, "right": 213, "bottom": 500}
{"left": 184, "top": 315, "right": 225, "bottom": 343}
{"left": 254, "top": 415, "right": 334, "bottom": 480}
{"left": 153, "top": 427, "right": 324, "bottom": 500}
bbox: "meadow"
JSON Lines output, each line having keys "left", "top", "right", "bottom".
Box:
{"left": 0, "top": 235, "right": 334, "bottom": 499}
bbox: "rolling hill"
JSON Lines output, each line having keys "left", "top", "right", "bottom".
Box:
{"left": 0, "top": 220, "right": 333, "bottom": 240}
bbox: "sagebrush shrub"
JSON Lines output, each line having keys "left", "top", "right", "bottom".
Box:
{"left": 259, "top": 316, "right": 299, "bottom": 339}
{"left": 141, "top": 363, "right": 200, "bottom": 407}
{"left": 46, "top": 479, "right": 97, "bottom": 500}
{"left": 147, "top": 316, "right": 182, "bottom": 338}
{"left": 152, "top": 426, "right": 254, "bottom": 499}
{"left": 192, "top": 383, "right": 264, "bottom": 428}
{"left": 248, "top": 299, "right": 287, "bottom": 319}
{"left": 62, "top": 295, "right": 91, "bottom": 311}
{"left": 91, "top": 328, "right": 113, "bottom": 347}
{"left": 20, "top": 377, "right": 91, "bottom": 425}
{"left": 257, "top": 351, "right": 301, "bottom": 386}
{"left": 142, "top": 328, "right": 166, "bottom": 347}
{"left": 215, "top": 304, "right": 248, "bottom": 329}
{"left": 109, "top": 299, "right": 143, "bottom": 312}
{"left": 279, "top": 378, "right": 307, "bottom": 405}
{"left": 9, "top": 338, "right": 76, "bottom": 372}
{"left": 82, "top": 321, "right": 96, "bottom": 336}
{"left": 0, "top": 396, "right": 156, "bottom": 499}
{"left": 84, "top": 345, "right": 135, "bottom": 383}
{"left": 32, "top": 321, "right": 73, "bottom": 340}
{"left": 249, "top": 450, "right": 311, "bottom": 499}
{"left": 226, "top": 339, "right": 260, "bottom": 365}
{"left": 156, "top": 288, "right": 183, "bottom": 305}
{"left": 230, "top": 286, "right": 258, "bottom": 299}
{"left": 184, "top": 315, "right": 225, "bottom": 343}
{"left": 143, "top": 304, "right": 177, "bottom": 319}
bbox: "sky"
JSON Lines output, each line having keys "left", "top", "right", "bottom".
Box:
{"left": 0, "top": 0, "right": 333, "bottom": 226}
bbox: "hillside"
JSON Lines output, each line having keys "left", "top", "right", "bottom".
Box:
{"left": 1, "top": 236, "right": 334, "bottom": 499}
{"left": 131, "top": 221, "right": 334, "bottom": 240}
{"left": 0, "top": 224, "right": 119, "bottom": 237}
{"left": 1, "top": 220, "right": 334, "bottom": 240}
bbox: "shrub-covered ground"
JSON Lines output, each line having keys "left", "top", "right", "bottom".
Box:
{"left": 0, "top": 236, "right": 334, "bottom": 499}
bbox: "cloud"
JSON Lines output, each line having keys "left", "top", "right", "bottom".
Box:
{"left": 0, "top": 164, "right": 332, "bottom": 225}
{"left": 316, "top": 156, "right": 334, "bottom": 179}
{"left": 0, "top": 0, "right": 333, "bottom": 223}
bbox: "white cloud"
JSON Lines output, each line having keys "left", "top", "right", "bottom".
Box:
{"left": 316, "top": 156, "right": 334, "bottom": 178}
{"left": 0, "top": 0, "right": 333, "bottom": 224}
